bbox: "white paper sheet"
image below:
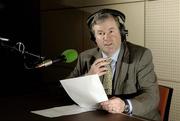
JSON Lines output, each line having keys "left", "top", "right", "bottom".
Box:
{"left": 31, "top": 104, "right": 95, "bottom": 118}
{"left": 31, "top": 74, "right": 108, "bottom": 118}
{"left": 60, "top": 74, "right": 108, "bottom": 108}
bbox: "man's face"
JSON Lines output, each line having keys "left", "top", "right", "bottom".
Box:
{"left": 92, "top": 16, "right": 121, "bottom": 57}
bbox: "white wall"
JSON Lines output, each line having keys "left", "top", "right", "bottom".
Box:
{"left": 145, "top": 0, "right": 180, "bottom": 121}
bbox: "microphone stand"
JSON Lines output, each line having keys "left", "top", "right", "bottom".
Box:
{"left": 0, "top": 39, "right": 45, "bottom": 69}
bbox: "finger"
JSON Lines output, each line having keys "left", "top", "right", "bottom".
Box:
{"left": 100, "top": 104, "right": 108, "bottom": 111}
{"left": 108, "top": 108, "right": 116, "bottom": 113}
{"left": 100, "top": 100, "right": 109, "bottom": 106}
{"left": 94, "top": 58, "right": 111, "bottom": 67}
{"left": 98, "top": 67, "right": 107, "bottom": 73}
{"left": 100, "top": 101, "right": 110, "bottom": 109}
{"left": 98, "top": 72, "right": 106, "bottom": 76}
{"left": 93, "top": 58, "right": 107, "bottom": 65}
{"left": 107, "top": 106, "right": 117, "bottom": 113}
{"left": 109, "top": 96, "right": 116, "bottom": 99}
{"left": 97, "top": 66, "right": 108, "bottom": 76}
{"left": 96, "top": 61, "right": 109, "bottom": 69}
{"left": 111, "top": 108, "right": 121, "bottom": 113}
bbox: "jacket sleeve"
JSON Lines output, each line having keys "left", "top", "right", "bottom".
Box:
{"left": 67, "top": 55, "right": 83, "bottom": 78}
{"left": 67, "top": 53, "right": 89, "bottom": 78}
{"left": 130, "top": 49, "right": 160, "bottom": 116}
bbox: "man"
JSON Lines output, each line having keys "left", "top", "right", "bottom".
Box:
{"left": 68, "top": 8, "right": 160, "bottom": 121}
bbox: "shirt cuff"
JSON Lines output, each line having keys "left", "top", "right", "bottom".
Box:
{"left": 126, "top": 99, "right": 133, "bottom": 114}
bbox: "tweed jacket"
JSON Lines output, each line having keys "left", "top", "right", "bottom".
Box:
{"left": 68, "top": 41, "right": 161, "bottom": 121}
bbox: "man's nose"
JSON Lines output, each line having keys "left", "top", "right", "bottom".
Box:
{"left": 103, "top": 33, "right": 110, "bottom": 40}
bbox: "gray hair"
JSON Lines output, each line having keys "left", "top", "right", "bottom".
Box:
{"left": 89, "top": 13, "right": 120, "bottom": 34}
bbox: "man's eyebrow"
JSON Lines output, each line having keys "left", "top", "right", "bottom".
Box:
{"left": 109, "top": 27, "right": 116, "bottom": 30}
{"left": 96, "top": 30, "right": 104, "bottom": 32}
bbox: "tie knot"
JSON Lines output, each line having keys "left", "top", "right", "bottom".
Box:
{"left": 107, "top": 57, "right": 112, "bottom": 61}
{"left": 106, "top": 58, "right": 112, "bottom": 64}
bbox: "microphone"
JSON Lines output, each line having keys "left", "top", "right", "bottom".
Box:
{"left": 35, "top": 49, "right": 78, "bottom": 68}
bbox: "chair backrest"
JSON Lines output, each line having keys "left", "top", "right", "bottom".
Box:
{"left": 158, "top": 85, "right": 173, "bottom": 121}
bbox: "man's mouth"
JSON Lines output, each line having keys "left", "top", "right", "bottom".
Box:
{"left": 105, "top": 43, "right": 112, "bottom": 47}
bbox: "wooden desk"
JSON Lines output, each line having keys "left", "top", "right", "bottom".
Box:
{"left": 0, "top": 93, "right": 150, "bottom": 121}
{"left": 54, "top": 110, "right": 149, "bottom": 121}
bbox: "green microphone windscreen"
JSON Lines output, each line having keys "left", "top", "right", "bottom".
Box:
{"left": 62, "top": 49, "right": 78, "bottom": 63}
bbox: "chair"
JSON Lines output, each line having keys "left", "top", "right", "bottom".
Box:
{"left": 158, "top": 85, "right": 173, "bottom": 121}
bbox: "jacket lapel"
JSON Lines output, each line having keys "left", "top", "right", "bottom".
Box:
{"left": 114, "top": 42, "right": 130, "bottom": 94}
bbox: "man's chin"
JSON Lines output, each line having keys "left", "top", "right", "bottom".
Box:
{"left": 103, "top": 49, "right": 115, "bottom": 56}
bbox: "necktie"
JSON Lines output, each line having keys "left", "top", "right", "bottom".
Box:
{"left": 103, "top": 59, "right": 113, "bottom": 95}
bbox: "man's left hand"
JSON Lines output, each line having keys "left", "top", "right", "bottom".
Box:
{"left": 100, "top": 97, "right": 125, "bottom": 113}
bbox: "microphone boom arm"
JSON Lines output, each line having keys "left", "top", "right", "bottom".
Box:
{"left": 1, "top": 41, "right": 44, "bottom": 60}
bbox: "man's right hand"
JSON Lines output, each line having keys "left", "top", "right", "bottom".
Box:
{"left": 87, "top": 58, "right": 110, "bottom": 76}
